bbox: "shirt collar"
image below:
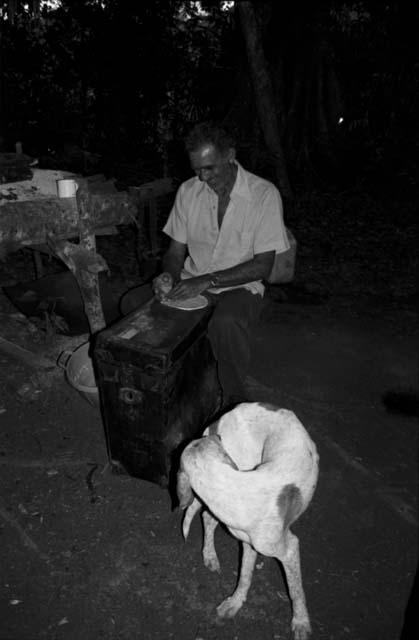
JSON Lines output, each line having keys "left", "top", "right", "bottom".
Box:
{"left": 201, "top": 161, "right": 252, "bottom": 202}
{"left": 230, "top": 161, "right": 252, "bottom": 202}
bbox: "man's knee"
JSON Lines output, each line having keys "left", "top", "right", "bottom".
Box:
{"left": 208, "top": 292, "right": 263, "bottom": 336}
{"left": 208, "top": 303, "right": 242, "bottom": 346}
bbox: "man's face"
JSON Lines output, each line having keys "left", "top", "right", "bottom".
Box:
{"left": 189, "top": 143, "right": 235, "bottom": 195}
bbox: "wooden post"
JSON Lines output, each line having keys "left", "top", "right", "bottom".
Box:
{"left": 75, "top": 179, "right": 106, "bottom": 333}
{"left": 49, "top": 180, "right": 108, "bottom": 334}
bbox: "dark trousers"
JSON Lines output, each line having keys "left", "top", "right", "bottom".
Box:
{"left": 120, "top": 285, "right": 264, "bottom": 405}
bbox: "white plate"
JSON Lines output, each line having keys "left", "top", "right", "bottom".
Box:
{"left": 161, "top": 294, "right": 208, "bottom": 311}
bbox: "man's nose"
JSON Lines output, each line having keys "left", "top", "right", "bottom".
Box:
{"left": 197, "top": 168, "right": 211, "bottom": 181}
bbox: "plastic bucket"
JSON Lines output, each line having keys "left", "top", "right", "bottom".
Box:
{"left": 58, "top": 341, "right": 99, "bottom": 407}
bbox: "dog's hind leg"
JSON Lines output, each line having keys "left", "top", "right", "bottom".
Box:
{"left": 277, "top": 531, "right": 311, "bottom": 640}
{"left": 202, "top": 510, "right": 220, "bottom": 572}
{"left": 216, "top": 541, "right": 257, "bottom": 619}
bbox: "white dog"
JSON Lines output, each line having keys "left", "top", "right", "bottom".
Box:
{"left": 177, "top": 402, "right": 319, "bottom": 640}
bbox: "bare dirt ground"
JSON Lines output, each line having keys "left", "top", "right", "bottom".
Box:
{"left": 0, "top": 224, "right": 417, "bottom": 640}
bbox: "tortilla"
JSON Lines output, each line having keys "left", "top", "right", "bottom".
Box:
{"left": 161, "top": 294, "right": 208, "bottom": 311}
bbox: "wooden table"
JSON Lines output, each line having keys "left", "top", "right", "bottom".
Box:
{"left": 0, "top": 173, "right": 174, "bottom": 334}
{"left": 0, "top": 176, "right": 137, "bottom": 332}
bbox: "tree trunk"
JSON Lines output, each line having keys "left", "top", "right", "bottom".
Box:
{"left": 31, "top": 0, "right": 41, "bottom": 18}
{"left": 237, "top": 0, "right": 293, "bottom": 205}
{"left": 8, "top": 0, "right": 17, "bottom": 25}
{"left": 0, "top": 17, "right": 4, "bottom": 150}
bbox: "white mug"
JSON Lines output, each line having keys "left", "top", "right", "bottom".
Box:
{"left": 57, "top": 178, "right": 78, "bottom": 198}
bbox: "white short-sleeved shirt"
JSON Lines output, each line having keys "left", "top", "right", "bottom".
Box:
{"left": 162, "top": 161, "right": 290, "bottom": 295}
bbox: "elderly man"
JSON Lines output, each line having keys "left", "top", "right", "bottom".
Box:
{"left": 121, "top": 121, "right": 289, "bottom": 409}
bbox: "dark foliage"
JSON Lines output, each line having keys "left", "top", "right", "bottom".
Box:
{"left": 0, "top": 0, "right": 417, "bottom": 194}
{"left": 0, "top": 1, "right": 417, "bottom": 301}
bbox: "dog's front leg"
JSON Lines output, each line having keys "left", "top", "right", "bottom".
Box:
{"left": 278, "top": 531, "right": 311, "bottom": 640}
{"left": 216, "top": 541, "right": 257, "bottom": 619}
{"left": 202, "top": 510, "right": 220, "bottom": 572}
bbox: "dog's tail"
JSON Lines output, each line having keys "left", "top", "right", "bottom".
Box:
{"left": 177, "top": 459, "right": 202, "bottom": 540}
{"left": 182, "top": 498, "right": 202, "bottom": 540}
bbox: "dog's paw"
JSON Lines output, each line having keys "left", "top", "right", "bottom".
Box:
{"left": 216, "top": 596, "right": 243, "bottom": 619}
{"left": 204, "top": 553, "right": 221, "bottom": 573}
{"left": 291, "top": 618, "right": 312, "bottom": 640}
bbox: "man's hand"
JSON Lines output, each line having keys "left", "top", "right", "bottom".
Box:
{"left": 152, "top": 272, "right": 174, "bottom": 301}
{"left": 166, "top": 275, "right": 211, "bottom": 301}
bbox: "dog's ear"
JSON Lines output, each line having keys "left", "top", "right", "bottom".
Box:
{"left": 205, "top": 434, "right": 239, "bottom": 470}
{"left": 206, "top": 419, "right": 220, "bottom": 436}
{"left": 177, "top": 469, "right": 194, "bottom": 509}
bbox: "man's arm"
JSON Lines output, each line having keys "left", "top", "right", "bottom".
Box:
{"left": 208, "top": 250, "right": 275, "bottom": 288}
{"left": 152, "top": 239, "right": 186, "bottom": 300}
{"left": 161, "top": 239, "right": 187, "bottom": 283}
{"left": 167, "top": 250, "right": 275, "bottom": 300}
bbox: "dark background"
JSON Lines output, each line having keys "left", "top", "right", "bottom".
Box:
{"left": 0, "top": 6, "right": 417, "bottom": 640}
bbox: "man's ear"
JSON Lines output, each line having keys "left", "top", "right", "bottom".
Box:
{"left": 227, "top": 147, "right": 236, "bottom": 163}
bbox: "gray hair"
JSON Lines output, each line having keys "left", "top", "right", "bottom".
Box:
{"left": 184, "top": 121, "right": 236, "bottom": 154}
